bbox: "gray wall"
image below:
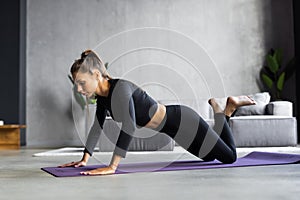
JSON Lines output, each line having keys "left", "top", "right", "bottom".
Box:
{"left": 26, "top": 0, "right": 295, "bottom": 147}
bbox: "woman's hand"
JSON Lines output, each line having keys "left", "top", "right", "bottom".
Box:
{"left": 58, "top": 160, "right": 87, "bottom": 168}
{"left": 59, "top": 152, "right": 90, "bottom": 168}
{"left": 80, "top": 153, "right": 121, "bottom": 175}
{"left": 80, "top": 166, "right": 116, "bottom": 176}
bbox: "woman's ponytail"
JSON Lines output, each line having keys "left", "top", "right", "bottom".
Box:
{"left": 70, "top": 49, "right": 112, "bottom": 79}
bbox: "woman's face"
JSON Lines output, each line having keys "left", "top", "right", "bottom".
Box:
{"left": 73, "top": 71, "right": 99, "bottom": 98}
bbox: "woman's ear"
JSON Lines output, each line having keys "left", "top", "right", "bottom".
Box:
{"left": 93, "top": 69, "right": 101, "bottom": 79}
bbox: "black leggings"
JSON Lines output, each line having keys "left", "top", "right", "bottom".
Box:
{"left": 155, "top": 105, "right": 237, "bottom": 164}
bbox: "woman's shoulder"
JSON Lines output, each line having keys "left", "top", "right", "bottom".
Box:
{"left": 109, "top": 78, "right": 142, "bottom": 98}
{"left": 109, "top": 78, "right": 139, "bottom": 89}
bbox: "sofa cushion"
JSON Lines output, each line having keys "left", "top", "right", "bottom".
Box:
{"left": 229, "top": 116, "right": 297, "bottom": 147}
{"left": 266, "top": 101, "right": 293, "bottom": 116}
{"left": 234, "top": 92, "right": 271, "bottom": 116}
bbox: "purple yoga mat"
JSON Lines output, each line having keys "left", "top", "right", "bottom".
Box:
{"left": 41, "top": 151, "right": 300, "bottom": 177}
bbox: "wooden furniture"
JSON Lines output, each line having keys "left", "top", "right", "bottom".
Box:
{"left": 0, "top": 125, "right": 26, "bottom": 149}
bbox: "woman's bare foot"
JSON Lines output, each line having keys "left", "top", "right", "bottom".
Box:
{"left": 208, "top": 98, "right": 224, "bottom": 114}
{"left": 224, "top": 96, "right": 256, "bottom": 117}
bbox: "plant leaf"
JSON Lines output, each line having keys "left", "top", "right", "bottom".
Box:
{"left": 266, "top": 55, "right": 279, "bottom": 73}
{"left": 261, "top": 73, "right": 273, "bottom": 89}
{"left": 274, "top": 49, "right": 282, "bottom": 67}
{"left": 89, "top": 98, "right": 97, "bottom": 104}
{"left": 73, "top": 88, "right": 86, "bottom": 110}
{"left": 68, "top": 75, "right": 85, "bottom": 109}
{"left": 261, "top": 67, "right": 275, "bottom": 81}
{"left": 104, "top": 62, "right": 109, "bottom": 69}
{"left": 277, "top": 72, "right": 285, "bottom": 91}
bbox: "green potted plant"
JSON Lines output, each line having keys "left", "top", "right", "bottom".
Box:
{"left": 260, "top": 48, "right": 296, "bottom": 100}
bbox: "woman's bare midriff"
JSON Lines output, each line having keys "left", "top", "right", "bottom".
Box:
{"left": 144, "top": 103, "right": 166, "bottom": 129}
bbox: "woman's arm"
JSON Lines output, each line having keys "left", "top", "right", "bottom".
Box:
{"left": 80, "top": 82, "right": 136, "bottom": 175}
{"left": 84, "top": 106, "right": 107, "bottom": 156}
{"left": 82, "top": 152, "right": 91, "bottom": 163}
{"left": 109, "top": 154, "right": 122, "bottom": 170}
{"left": 60, "top": 105, "right": 106, "bottom": 168}
{"left": 111, "top": 82, "right": 136, "bottom": 158}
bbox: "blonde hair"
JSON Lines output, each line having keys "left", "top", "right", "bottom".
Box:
{"left": 70, "top": 49, "right": 112, "bottom": 79}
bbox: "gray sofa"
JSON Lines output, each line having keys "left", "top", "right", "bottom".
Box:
{"left": 229, "top": 101, "right": 297, "bottom": 147}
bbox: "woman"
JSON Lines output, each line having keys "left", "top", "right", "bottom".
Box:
{"left": 60, "top": 50, "right": 255, "bottom": 175}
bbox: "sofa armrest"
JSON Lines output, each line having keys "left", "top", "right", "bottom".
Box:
{"left": 266, "top": 101, "right": 293, "bottom": 116}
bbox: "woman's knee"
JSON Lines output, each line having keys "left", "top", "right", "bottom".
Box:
{"left": 222, "top": 152, "right": 237, "bottom": 164}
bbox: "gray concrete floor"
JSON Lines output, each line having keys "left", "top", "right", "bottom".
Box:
{"left": 1, "top": 147, "right": 300, "bottom": 200}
